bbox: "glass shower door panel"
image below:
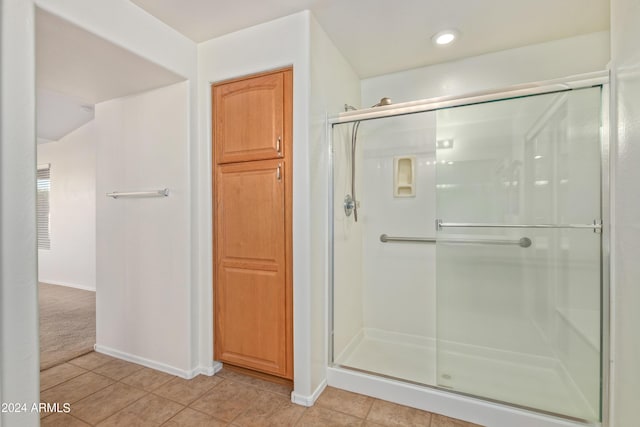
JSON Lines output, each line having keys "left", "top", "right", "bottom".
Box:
{"left": 435, "top": 87, "right": 602, "bottom": 421}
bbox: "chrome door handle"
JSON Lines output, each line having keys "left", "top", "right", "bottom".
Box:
{"left": 277, "top": 163, "right": 282, "bottom": 181}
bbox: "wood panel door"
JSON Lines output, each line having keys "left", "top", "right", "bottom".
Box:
{"left": 213, "top": 69, "right": 291, "bottom": 164}
{"left": 214, "top": 159, "right": 292, "bottom": 378}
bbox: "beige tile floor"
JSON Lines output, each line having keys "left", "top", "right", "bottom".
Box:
{"left": 40, "top": 352, "right": 484, "bottom": 426}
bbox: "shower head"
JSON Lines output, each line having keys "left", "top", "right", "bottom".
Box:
{"left": 371, "top": 97, "right": 392, "bottom": 108}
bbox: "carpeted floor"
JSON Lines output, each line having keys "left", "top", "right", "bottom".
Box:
{"left": 39, "top": 282, "right": 96, "bottom": 371}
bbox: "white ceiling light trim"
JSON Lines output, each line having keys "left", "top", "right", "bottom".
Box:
{"left": 432, "top": 29, "right": 459, "bottom": 46}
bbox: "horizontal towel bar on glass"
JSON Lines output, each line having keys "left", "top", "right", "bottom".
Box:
{"left": 106, "top": 188, "right": 169, "bottom": 199}
{"left": 379, "top": 234, "right": 532, "bottom": 248}
{"left": 436, "top": 219, "right": 602, "bottom": 233}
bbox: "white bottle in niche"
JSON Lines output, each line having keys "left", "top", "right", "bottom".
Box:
{"left": 394, "top": 156, "right": 416, "bottom": 197}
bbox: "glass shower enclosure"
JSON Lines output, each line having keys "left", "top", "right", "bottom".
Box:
{"left": 330, "top": 83, "right": 606, "bottom": 423}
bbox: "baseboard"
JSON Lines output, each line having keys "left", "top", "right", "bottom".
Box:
{"left": 190, "top": 361, "right": 224, "bottom": 377}
{"left": 291, "top": 379, "right": 327, "bottom": 407}
{"left": 94, "top": 345, "right": 197, "bottom": 379}
{"left": 39, "top": 280, "right": 96, "bottom": 292}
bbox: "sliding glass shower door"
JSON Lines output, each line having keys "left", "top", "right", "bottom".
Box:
{"left": 434, "top": 87, "right": 603, "bottom": 421}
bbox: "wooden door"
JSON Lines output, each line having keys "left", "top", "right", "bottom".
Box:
{"left": 213, "top": 71, "right": 287, "bottom": 164}
{"left": 214, "top": 159, "right": 291, "bottom": 378}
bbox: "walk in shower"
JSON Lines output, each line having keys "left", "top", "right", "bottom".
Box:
{"left": 329, "top": 75, "right": 608, "bottom": 425}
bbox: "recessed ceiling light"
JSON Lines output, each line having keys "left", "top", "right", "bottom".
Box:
{"left": 432, "top": 30, "right": 459, "bottom": 46}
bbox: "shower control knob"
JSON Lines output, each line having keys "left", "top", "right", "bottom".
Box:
{"left": 344, "top": 194, "right": 355, "bottom": 217}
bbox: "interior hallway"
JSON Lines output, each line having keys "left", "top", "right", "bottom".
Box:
{"left": 40, "top": 352, "right": 481, "bottom": 426}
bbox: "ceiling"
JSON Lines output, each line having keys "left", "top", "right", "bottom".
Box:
{"left": 36, "top": 1, "right": 609, "bottom": 141}
{"left": 37, "top": 89, "right": 95, "bottom": 141}
{"left": 36, "top": 8, "right": 185, "bottom": 141}
{"left": 131, "top": 0, "right": 610, "bottom": 78}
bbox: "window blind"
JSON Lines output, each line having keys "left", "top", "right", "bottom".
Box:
{"left": 37, "top": 165, "right": 51, "bottom": 250}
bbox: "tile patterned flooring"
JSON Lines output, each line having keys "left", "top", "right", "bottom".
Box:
{"left": 40, "top": 352, "right": 483, "bottom": 426}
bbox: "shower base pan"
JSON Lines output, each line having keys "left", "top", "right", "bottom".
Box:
{"left": 332, "top": 328, "right": 597, "bottom": 426}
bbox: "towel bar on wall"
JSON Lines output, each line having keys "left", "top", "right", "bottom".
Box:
{"left": 106, "top": 188, "right": 169, "bottom": 199}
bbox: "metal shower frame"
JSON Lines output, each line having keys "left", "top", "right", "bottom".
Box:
{"left": 326, "top": 70, "right": 611, "bottom": 426}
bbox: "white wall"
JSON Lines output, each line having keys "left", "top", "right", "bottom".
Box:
{"left": 309, "top": 14, "right": 361, "bottom": 389}
{"left": 37, "top": 124, "right": 97, "bottom": 291}
{"left": 197, "top": 11, "right": 316, "bottom": 399}
{"left": 33, "top": 0, "right": 202, "bottom": 375}
{"left": 355, "top": 31, "right": 610, "bottom": 348}
{"left": 95, "top": 82, "right": 191, "bottom": 374}
{"left": 611, "top": 0, "right": 640, "bottom": 425}
{"left": 358, "top": 113, "right": 436, "bottom": 339}
{"left": 0, "top": 0, "right": 40, "bottom": 426}
{"left": 361, "top": 31, "right": 610, "bottom": 106}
